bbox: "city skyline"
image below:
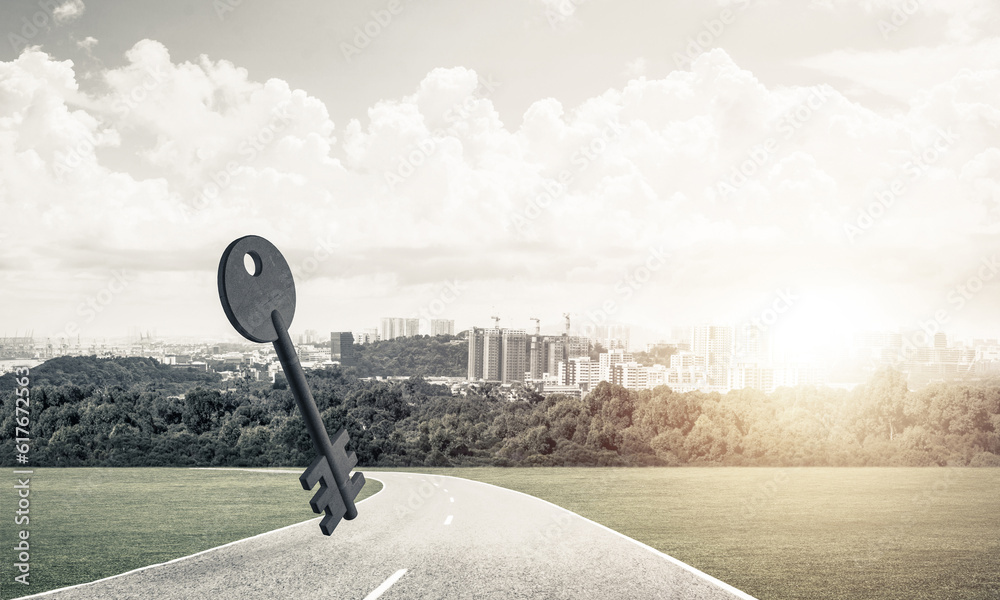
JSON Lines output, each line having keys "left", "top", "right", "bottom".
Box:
{"left": 1, "top": 1, "right": 998, "bottom": 361}
{"left": 7, "top": 314, "right": 999, "bottom": 394}
{"left": 6, "top": 310, "right": 998, "bottom": 357}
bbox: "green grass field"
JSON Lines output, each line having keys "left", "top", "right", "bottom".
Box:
{"left": 2, "top": 467, "right": 997, "bottom": 599}
{"left": 386, "top": 467, "right": 1000, "bottom": 600}
{"left": 0, "top": 468, "right": 382, "bottom": 599}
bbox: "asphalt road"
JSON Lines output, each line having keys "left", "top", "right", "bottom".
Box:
{"left": 21, "top": 471, "right": 757, "bottom": 600}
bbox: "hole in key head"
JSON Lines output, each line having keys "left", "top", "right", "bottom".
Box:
{"left": 244, "top": 251, "right": 262, "bottom": 277}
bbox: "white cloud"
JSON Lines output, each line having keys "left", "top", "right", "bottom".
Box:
{"left": 53, "top": 0, "right": 86, "bottom": 25}
{"left": 1, "top": 42, "right": 998, "bottom": 337}
{"left": 76, "top": 35, "right": 98, "bottom": 50}
{"left": 846, "top": 0, "right": 999, "bottom": 43}
{"left": 624, "top": 57, "right": 647, "bottom": 79}
{"left": 799, "top": 38, "right": 1000, "bottom": 103}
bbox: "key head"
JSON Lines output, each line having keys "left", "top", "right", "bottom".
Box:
{"left": 218, "top": 235, "right": 296, "bottom": 343}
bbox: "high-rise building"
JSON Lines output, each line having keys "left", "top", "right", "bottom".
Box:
{"left": 527, "top": 335, "right": 589, "bottom": 381}
{"left": 468, "top": 328, "right": 485, "bottom": 380}
{"left": 670, "top": 352, "right": 706, "bottom": 370}
{"left": 599, "top": 349, "right": 633, "bottom": 382}
{"left": 482, "top": 328, "right": 503, "bottom": 381}
{"left": 330, "top": 332, "right": 355, "bottom": 366}
{"left": 468, "top": 327, "right": 504, "bottom": 381}
{"left": 528, "top": 334, "right": 546, "bottom": 380}
{"left": 430, "top": 319, "right": 455, "bottom": 336}
{"left": 611, "top": 362, "right": 648, "bottom": 389}
{"left": 354, "top": 328, "right": 379, "bottom": 345}
{"left": 405, "top": 318, "right": 420, "bottom": 338}
{"left": 596, "top": 324, "right": 630, "bottom": 352}
{"left": 381, "top": 317, "right": 401, "bottom": 341}
{"left": 670, "top": 326, "right": 693, "bottom": 347}
{"left": 934, "top": 332, "right": 947, "bottom": 349}
{"left": 692, "top": 324, "right": 734, "bottom": 386}
{"left": 645, "top": 364, "right": 669, "bottom": 388}
{"left": 733, "top": 322, "right": 770, "bottom": 365}
{"left": 468, "top": 327, "right": 529, "bottom": 383}
{"left": 381, "top": 317, "right": 420, "bottom": 340}
{"left": 557, "top": 356, "right": 600, "bottom": 389}
{"left": 728, "top": 364, "right": 774, "bottom": 393}
{"left": 501, "top": 329, "right": 528, "bottom": 384}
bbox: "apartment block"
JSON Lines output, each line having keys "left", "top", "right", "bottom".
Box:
{"left": 430, "top": 319, "right": 455, "bottom": 336}
{"left": 599, "top": 349, "right": 633, "bottom": 382}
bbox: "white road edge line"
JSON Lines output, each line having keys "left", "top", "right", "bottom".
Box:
{"left": 444, "top": 515, "right": 454, "bottom": 525}
{"left": 13, "top": 469, "right": 386, "bottom": 600}
{"left": 383, "top": 471, "right": 760, "bottom": 600}
{"left": 363, "top": 569, "right": 408, "bottom": 600}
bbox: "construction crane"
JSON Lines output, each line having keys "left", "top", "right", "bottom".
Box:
{"left": 561, "top": 313, "right": 571, "bottom": 365}
{"left": 529, "top": 317, "right": 540, "bottom": 335}
{"left": 491, "top": 315, "right": 501, "bottom": 328}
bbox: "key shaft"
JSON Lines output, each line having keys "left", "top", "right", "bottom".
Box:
{"left": 271, "top": 309, "right": 359, "bottom": 520}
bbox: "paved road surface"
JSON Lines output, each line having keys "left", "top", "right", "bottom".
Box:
{"left": 21, "top": 470, "right": 757, "bottom": 599}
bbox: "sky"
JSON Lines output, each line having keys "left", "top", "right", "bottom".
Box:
{"left": 0, "top": 0, "right": 998, "bottom": 354}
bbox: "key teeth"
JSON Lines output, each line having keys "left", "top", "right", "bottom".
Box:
{"left": 347, "top": 472, "right": 366, "bottom": 502}
{"left": 320, "top": 511, "right": 341, "bottom": 536}
{"left": 329, "top": 442, "right": 359, "bottom": 483}
{"left": 330, "top": 428, "right": 350, "bottom": 455}
{"left": 345, "top": 450, "right": 358, "bottom": 469}
{"left": 316, "top": 488, "right": 347, "bottom": 535}
{"left": 298, "top": 436, "right": 365, "bottom": 533}
{"left": 309, "top": 483, "right": 337, "bottom": 515}
{"left": 300, "top": 454, "right": 330, "bottom": 491}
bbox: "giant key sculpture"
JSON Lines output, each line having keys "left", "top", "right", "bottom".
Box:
{"left": 218, "top": 235, "right": 365, "bottom": 535}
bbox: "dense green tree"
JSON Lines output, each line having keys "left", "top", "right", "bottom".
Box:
{"left": 3, "top": 357, "right": 1000, "bottom": 468}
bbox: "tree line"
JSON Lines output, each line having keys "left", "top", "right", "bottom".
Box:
{"left": 1, "top": 356, "right": 999, "bottom": 468}
{"left": 346, "top": 334, "right": 467, "bottom": 378}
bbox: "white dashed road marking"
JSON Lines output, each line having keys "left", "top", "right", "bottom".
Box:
{"left": 363, "top": 569, "right": 408, "bottom": 600}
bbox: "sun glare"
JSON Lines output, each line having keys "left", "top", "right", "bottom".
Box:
{"left": 769, "top": 291, "right": 872, "bottom": 361}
